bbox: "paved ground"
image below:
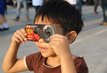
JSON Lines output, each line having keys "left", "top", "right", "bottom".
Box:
{"left": 0, "top": 5, "right": 107, "bottom": 73}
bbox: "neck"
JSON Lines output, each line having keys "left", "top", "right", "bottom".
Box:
{"left": 46, "top": 56, "right": 61, "bottom": 67}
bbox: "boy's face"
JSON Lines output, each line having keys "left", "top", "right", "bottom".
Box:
{"left": 34, "top": 17, "right": 63, "bottom": 57}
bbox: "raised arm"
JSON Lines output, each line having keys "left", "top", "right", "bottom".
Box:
{"left": 49, "top": 34, "right": 77, "bottom": 73}
{"left": 2, "top": 29, "right": 28, "bottom": 73}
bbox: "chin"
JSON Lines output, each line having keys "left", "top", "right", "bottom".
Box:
{"left": 41, "top": 53, "right": 49, "bottom": 58}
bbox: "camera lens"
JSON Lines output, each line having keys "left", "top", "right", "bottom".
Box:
{"left": 43, "top": 25, "right": 54, "bottom": 42}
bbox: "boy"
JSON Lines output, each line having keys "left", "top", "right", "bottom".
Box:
{"left": 2, "top": 0, "right": 88, "bottom": 73}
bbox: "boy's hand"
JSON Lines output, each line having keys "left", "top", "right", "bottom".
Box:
{"left": 12, "top": 29, "right": 27, "bottom": 44}
{"left": 49, "top": 34, "right": 71, "bottom": 58}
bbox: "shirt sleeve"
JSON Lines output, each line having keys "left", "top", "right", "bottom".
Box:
{"left": 24, "top": 52, "right": 43, "bottom": 71}
{"left": 75, "top": 57, "right": 89, "bottom": 73}
{"left": 23, "top": 56, "right": 29, "bottom": 70}
{"left": 25, "top": 53, "right": 36, "bottom": 71}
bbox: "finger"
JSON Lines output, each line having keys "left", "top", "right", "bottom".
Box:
{"left": 50, "top": 36, "right": 67, "bottom": 43}
{"left": 16, "top": 30, "right": 27, "bottom": 42}
{"left": 14, "top": 31, "right": 25, "bottom": 43}
{"left": 49, "top": 40, "right": 60, "bottom": 48}
{"left": 20, "top": 29, "right": 27, "bottom": 41}
{"left": 48, "top": 42, "right": 57, "bottom": 50}
{"left": 12, "top": 34, "right": 21, "bottom": 43}
{"left": 21, "top": 29, "right": 27, "bottom": 36}
{"left": 13, "top": 37, "right": 21, "bottom": 43}
{"left": 50, "top": 34, "right": 64, "bottom": 39}
{"left": 36, "top": 42, "right": 50, "bottom": 48}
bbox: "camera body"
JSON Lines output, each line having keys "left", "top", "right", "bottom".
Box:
{"left": 25, "top": 24, "right": 54, "bottom": 42}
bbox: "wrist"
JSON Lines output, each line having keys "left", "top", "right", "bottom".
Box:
{"left": 59, "top": 48, "right": 72, "bottom": 58}
{"left": 11, "top": 40, "right": 20, "bottom": 47}
{"left": 60, "top": 52, "right": 72, "bottom": 60}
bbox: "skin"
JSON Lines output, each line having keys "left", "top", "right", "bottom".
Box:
{"left": 2, "top": 17, "right": 77, "bottom": 73}
{"left": 0, "top": 15, "right": 7, "bottom": 24}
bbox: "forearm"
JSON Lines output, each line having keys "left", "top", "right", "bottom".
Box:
{"left": 60, "top": 53, "right": 77, "bottom": 73}
{"left": 2, "top": 41, "right": 20, "bottom": 72}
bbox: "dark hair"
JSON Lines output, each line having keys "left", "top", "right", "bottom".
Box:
{"left": 34, "top": 0, "right": 83, "bottom": 35}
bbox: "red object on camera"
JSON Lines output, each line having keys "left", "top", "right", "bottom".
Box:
{"left": 25, "top": 25, "right": 40, "bottom": 41}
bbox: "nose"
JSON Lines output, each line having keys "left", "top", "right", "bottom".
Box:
{"left": 38, "top": 38, "right": 45, "bottom": 43}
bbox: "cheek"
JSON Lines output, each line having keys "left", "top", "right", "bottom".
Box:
{"left": 48, "top": 48, "right": 56, "bottom": 56}
{"left": 54, "top": 27, "right": 63, "bottom": 34}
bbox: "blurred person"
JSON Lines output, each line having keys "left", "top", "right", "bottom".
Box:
{"left": 93, "top": 0, "right": 99, "bottom": 14}
{"left": 14, "top": 0, "right": 29, "bottom": 21}
{"left": 13, "top": 0, "right": 17, "bottom": 7}
{"left": 66, "top": 0, "right": 77, "bottom": 7}
{"left": 77, "top": 0, "right": 82, "bottom": 14}
{"left": 2, "top": 0, "right": 88, "bottom": 73}
{"left": 0, "top": 0, "right": 9, "bottom": 31}
{"left": 43, "top": 0, "right": 49, "bottom": 4}
{"left": 43, "top": 0, "right": 63, "bottom": 4}
{"left": 32, "top": 0, "right": 43, "bottom": 12}
{"left": 100, "top": 0, "right": 107, "bottom": 25}
{"left": 76, "top": 0, "right": 86, "bottom": 14}
{"left": 77, "top": 0, "right": 86, "bottom": 20}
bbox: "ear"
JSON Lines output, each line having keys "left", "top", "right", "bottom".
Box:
{"left": 67, "top": 31, "right": 77, "bottom": 44}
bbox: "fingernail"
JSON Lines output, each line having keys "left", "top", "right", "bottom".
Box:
{"left": 25, "top": 33, "right": 27, "bottom": 35}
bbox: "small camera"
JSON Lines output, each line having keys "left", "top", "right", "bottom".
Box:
{"left": 25, "top": 24, "right": 54, "bottom": 42}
